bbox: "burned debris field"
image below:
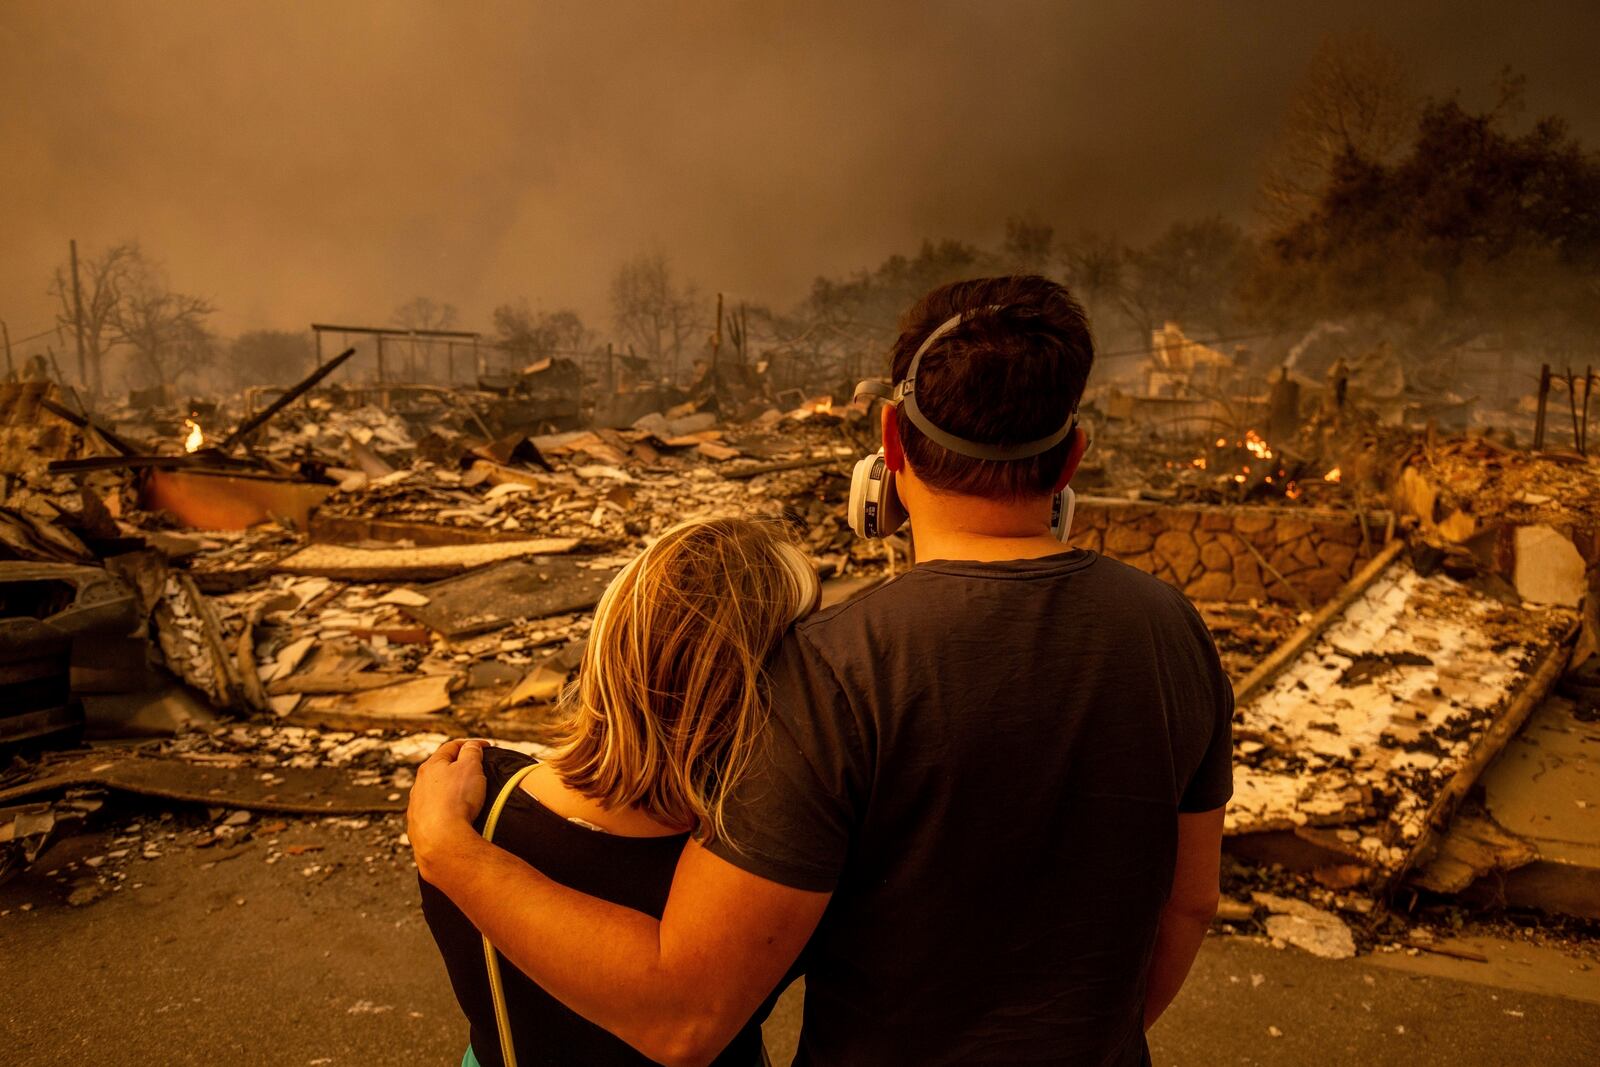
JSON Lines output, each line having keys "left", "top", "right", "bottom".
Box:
{"left": 5, "top": 7, "right": 1600, "bottom": 1066}
{"left": 5, "top": 309, "right": 1599, "bottom": 1061}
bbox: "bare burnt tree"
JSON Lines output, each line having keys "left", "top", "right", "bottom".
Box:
{"left": 1118, "top": 218, "right": 1251, "bottom": 341}
{"left": 392, "top": 296, "right": 459, "bottom": 332}
{"left": 1061, "top": 231, "right": 1128, "bottom": 342}
{"left": 389, "top": 297, "right": 460, "bottom": 380}
{"left": 226, "top": 329, "right": 315, "bottom": 390}
{"left": 1002, "top": 215, "right": 1056, "bottom": 275}
{"left": 1257, "top": 30, "right": 1417, "bottom": 226}
{"left": 492, "top": 301, "right": 591, "bottom": 364}
{"left": 49, "top": 240, "right": 140, "bottom": 396}
{"left": 1244, "top": 77, "right": 1600, "bottom": 369}
{"left": 609, "top": 252, "right": 699, "bottom": 380}
{"left": 111, "top": 262, "right": 216, "bottom": 399}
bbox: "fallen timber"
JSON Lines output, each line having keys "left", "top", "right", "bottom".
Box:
{"left": 1222, "top": 537, "right": 1579, "bottom": 889}
{"left": 1232, "top": 538, "right": 1408, "bottom": 707}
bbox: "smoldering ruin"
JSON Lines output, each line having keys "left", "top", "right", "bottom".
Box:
{"left": 4, "top": 7, "right": 1600, "bottom": 1064}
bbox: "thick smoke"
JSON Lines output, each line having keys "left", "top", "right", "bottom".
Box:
{"left": 3, "top": 0, "right": 1598, "bottom": 342}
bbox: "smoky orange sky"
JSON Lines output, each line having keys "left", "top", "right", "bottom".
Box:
{"left": 4, "top": 0, "right": 1599, "bottom": 346}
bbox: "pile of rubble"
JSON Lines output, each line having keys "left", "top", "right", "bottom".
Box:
{"left": 4, "top": 387, "right": 890, "bottom": 740}
{"left": 1401, "top": 433, "right": 1600, "bottom": 531}
{"left": 6, "top": 368, "right": 1599, "bottom": 957}
{"left": 1228, "top": 555, "right": 1574, "bottom": 876}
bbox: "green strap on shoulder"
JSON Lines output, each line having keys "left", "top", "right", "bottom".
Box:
{"left": 481, "top": 763, "right": 539, "bottom": 1067}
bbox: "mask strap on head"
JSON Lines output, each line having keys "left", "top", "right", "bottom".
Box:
{"left": 857, "top": 306, "right": 1078, "bottom": 462}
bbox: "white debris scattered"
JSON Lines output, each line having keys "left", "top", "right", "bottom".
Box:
{"left": 1253, "top": 892, "right": 1357, "bottom": 960}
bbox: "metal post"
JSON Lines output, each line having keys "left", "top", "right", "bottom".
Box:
{"left": 711, "top": 292, "right": 723, "bottom": 369}
{"left": 1534, "top": 363, "right": 1550, "bottom": 450}
{"left": 1584, "top": 365, "right": 1595, "bottom": 456}
{"left": 1566, "top": 365, "right": 1582, "bottom": 451}
{"left": 375, "top": 334, "right": 385, "bottom": 384}
{"left": 45, "top": 345, "right": 68, "bottom": 389}
{"left": 69, "top": 239, "right": 89, "bottom": 393}
{"left": 1, "top": 320, "right": 12, "bottom": 380}
{"left": 314, "top": 327, "right": 324, "bottom": 367}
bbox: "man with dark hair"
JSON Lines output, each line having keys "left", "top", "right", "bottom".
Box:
{"left": 410, "top": 275, "right": 1232, "bottom": 1066}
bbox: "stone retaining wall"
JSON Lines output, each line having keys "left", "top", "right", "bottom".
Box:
{"left": 1071, "top": 498, "right": 1383, "bottom": 606}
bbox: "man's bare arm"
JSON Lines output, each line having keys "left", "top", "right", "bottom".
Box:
{"left": 1143, "top": 807, "right": 1223, "bottom": 1030}
{"left": 411, "top": 743, "right": 829, "bottom": 1067}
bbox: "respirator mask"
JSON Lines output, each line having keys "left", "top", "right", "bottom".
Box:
{"left": 847, "top": 307, "right": 1078, "bottom": 543}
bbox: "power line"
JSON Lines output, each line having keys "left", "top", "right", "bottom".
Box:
{"left": 3, "top": 323, "right": 65, "bottom": 347}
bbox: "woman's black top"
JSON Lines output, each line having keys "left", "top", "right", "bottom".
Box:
{"left": 419, "top": 746, "right": 783, "bottom": 1067}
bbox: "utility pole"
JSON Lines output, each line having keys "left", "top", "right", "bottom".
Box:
{"left": 710, "top": 292, "right": 723, "bottom": 375}
{"left": 69, "top": 239, "right": 89, "bottom": 394}
{"left": 45, "top": 345, "right": 68, "bottom": 389}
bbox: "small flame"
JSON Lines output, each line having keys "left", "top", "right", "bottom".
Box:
{"left": 812, "top": 397, "right": 834, "bottom": 415}
{"left": 1214, "top": 437, "right": 1228, "bottom": 448}
{"left": 1243, "top": 429, "right": 1273, "bottom": 460}
{"left": 183, "top": 418, "right": 204, "bottom": 453}
{"left": 1191, "top": 456, "right": 1207, "bottom": 470}
{"left": 1285, "top": 480, "right": 1303, "bottom": 500}
{"left": 1324, "top": 467, "right": 1342, "bottom": 483}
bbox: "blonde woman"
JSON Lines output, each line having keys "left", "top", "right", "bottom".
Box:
{"left": 418, "top": 517, "right": 820, "bottom": 1067}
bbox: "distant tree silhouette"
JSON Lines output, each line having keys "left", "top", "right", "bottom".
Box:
{"left": 1245, "top": 78, "right": 1600, "bottom": 360}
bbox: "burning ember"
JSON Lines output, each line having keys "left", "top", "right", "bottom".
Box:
{"left": 1196, "top": 428, "right": 1305, "bottom": 500}
{"left": 1324, "top": 467, "right": 1342, "bottom": 483}
{"left": 183, "top": 418, "right": 205, "bottom": 454}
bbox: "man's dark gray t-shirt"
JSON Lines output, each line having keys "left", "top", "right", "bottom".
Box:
{"left": 706, "top": 550, "right": 1233, "bottom": 1066}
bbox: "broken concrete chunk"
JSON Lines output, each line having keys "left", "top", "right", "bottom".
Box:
{"left": 1412, "top": 813, "right": 1538, "bottom": 894}
{"left": 1513, "top": 525, "right": 1586, "bottom": 608}
{"left": 1252, "top": 892, "right": 1356, "bottom": 959}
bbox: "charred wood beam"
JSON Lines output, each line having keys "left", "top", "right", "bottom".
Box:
{"left": 311, "top": 323, "right": 479, "bottom": 340}
{"left": 1387, "top": 622, "right": 1577, "bottom": 900}
{"left": 47, "top": 454, "right": 258, "bottom": 474}
{"left": 1232, "top": 538, "right": 1406, "bottom": 706}
{"left": 38, "top": 398, "right": 144, "bottom": 457}
{"left": 220, "top": 346, "right": 356, "bottom": 451}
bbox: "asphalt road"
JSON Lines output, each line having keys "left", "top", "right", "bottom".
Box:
{"left": 3, "top": 810, "right": 1597, "bottom": 1066}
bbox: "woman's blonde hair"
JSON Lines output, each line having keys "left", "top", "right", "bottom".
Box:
{"left": 544, "top": 517, "right": 820, "bottom": 844}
